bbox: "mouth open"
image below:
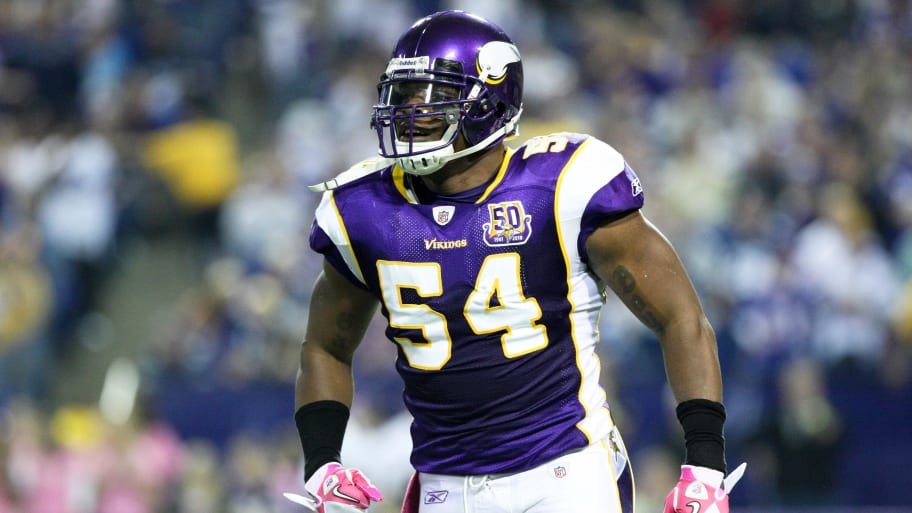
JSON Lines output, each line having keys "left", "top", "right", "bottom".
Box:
{"left": 397, "top": 122, "right": 445, "bottom": 142}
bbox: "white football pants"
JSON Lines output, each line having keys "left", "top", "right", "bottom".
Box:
{"left": 414, "top": 428, "right": 634, "bottom": 513}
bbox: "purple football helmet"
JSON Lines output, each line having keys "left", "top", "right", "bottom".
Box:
{"left": 372, "top": 10, "right": 524, "bottom": 175}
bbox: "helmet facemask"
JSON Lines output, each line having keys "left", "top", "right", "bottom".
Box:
{"left": 374, "top": 66, "right": 466, "bottom": 175}
{"left": 373, "top": 56, "right": 520, "bottom": 176}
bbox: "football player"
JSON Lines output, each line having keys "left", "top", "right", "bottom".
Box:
{"left": 286, "top": 10, "right": 745, "bottom": 513}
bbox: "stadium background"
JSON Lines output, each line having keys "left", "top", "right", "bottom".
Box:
{"left": 1, "top": 0, "right": 911, "bottom": 511}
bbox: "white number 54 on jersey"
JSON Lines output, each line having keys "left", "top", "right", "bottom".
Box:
{"left": 377, "top": 254, "right": 548, "bottom": 370}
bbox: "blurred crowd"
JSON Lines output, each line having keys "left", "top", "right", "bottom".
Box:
{"left": 1, "top": 0, "right": 912, "bottom": 511}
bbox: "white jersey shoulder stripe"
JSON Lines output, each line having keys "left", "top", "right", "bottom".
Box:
{"left": 557, "top": 137, "right": 626, "bottom": 219}
{"left": 314, "top": 191, "right": 365, "bottom": 284}
{"left": 554, "top": 136, "right": 626, "bottom": 443}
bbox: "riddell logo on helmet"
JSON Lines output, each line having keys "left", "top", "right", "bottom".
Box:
{"left": 387, "top": 56, "right": 430, "bottom": 73}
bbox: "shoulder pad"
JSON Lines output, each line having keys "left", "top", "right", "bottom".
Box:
{"left": 308, "top": 156, "right": 395, "bottom": 192}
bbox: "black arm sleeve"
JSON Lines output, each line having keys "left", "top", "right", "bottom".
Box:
{"left": 295, "top": 400, "right": 350, "bottom": 480}
{"left": 676, "top": 398, "right": 727, "bottom": 473}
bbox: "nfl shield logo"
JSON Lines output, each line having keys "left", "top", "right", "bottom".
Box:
{"left": 553, "top": 466, "right": 567, "bottom": 479}
{"left": 433, "top": 206, "right": 455, "bottom": 226}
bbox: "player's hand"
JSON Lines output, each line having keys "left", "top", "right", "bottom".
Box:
{"left": 664, "top": 462, "right": 746, "bottom": 513}
{"left": 284, "top": 463, "right": 383, "bottom": 513}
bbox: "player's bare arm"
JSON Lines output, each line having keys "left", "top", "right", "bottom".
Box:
{"left": 296, "top": 260, "right": 379, "bottom": 409}
{"left": 289, "top": 260, "right": 385, "bottom": 509}
{"left": 586, "top": 208, "right": 745, "bottom": 508}
{"left": 584, "top": 209, "right": 722, "bottom": 403}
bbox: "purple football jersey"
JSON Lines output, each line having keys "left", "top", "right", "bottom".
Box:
{"left": 310, "top": 132, "right": 644, "bottom": 475}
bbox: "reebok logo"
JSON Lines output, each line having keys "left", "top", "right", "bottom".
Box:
{"left": 631, "top": 176, "right": 643, "bottom": 196}
{"left": 424, "top": 490, "right": 449, "bottom": 504}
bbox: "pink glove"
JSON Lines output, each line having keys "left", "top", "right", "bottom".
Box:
{"left": 284, "top": 463, "right": 383, "bottom": 512}
{"left": 664, "top": 463, "right": 746, "bottom": 513}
